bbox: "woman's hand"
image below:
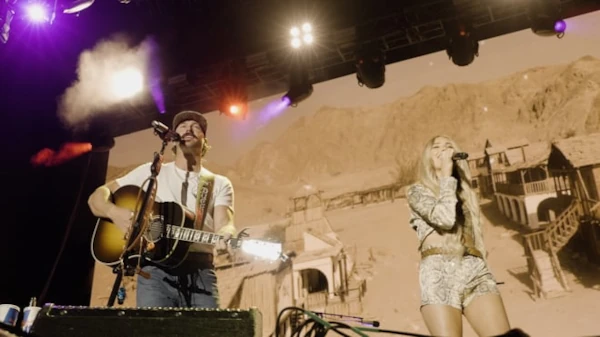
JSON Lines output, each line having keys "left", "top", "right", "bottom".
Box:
{"left": 440, "top": 148, "right": 454, "bottom": 178}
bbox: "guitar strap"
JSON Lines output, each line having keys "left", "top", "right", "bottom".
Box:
{"left": 194, "top": 170, "right": 215, "bottom": 231}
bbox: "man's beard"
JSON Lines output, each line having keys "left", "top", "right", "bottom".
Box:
{"left": 180, "top": 139, "right": 203, "bottom": 156}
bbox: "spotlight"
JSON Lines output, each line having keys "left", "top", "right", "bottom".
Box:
{"left": 290, "top": 22, "right": 313, "bottom": 49}
{"left": 219, "top": 80, "right": 248, "bottom": 119}
{"left": 282, "top": 83, "right": 313, "bottom": 108}
{"left": 446, "top": 23, "right": 479, "bottom": 67}
{"left": 111, "top": 68, "right": 144, "bottom": 100}
{"left": 528, "top": 0, "right": 566, "bottom": 38}
{"left": 282, "top": 62, "right": 313, "bottom": 107}
{"left": 25, "top": 2, "right": 50, "bottom": 23}
{"left": 219, "top": 101, "right": 248, "bottom": 119}
{"left": 355, "top": 43, "right": 385, "bottom": 89}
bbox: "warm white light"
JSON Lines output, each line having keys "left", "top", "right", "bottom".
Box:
{"left": 241, "top": 240, "right": 282, "bottom": 261}
{"left": 291, "top": 38, "right": 301, "bottom": 49}
{"left": 289, "top": 22, "right": 314, "bottom": 49}
{"left": 111, "top": 68, "right": 144, "bottom": 100}
{"left": 26, "top": 4, "right": 48, "bottom": 22}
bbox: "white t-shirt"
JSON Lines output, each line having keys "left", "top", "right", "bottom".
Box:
{"left": 115, "top": 161, "right": 234, "bottom": 253}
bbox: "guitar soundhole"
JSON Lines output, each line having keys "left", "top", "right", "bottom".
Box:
{"left": 145, "top": 215, "right": 165, "bottom": 243}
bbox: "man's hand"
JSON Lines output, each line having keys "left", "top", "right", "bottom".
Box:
{"left": 216, "top": 233, "right": 233, "bottom": 255}
{"left": 107, "top": 205, "right": 134, "bottom": 233}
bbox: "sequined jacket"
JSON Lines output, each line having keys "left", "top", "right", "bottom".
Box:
{"left": 407, "top": 177, "right": 460, "bottom": 251}
{"left": 408, "top": 176, "right": 489, "bottom": 266}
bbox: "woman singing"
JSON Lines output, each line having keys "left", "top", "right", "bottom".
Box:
{"left": 407, "top": 135, "right": 511, "bottom": 337}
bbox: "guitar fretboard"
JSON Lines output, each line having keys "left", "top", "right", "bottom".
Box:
{"left": 166, "top": 225, "right": 222, "bottom": 245}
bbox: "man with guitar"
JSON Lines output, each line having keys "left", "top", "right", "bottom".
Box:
{"left": 88, "top": 110, "right": 235, "bottom": 308}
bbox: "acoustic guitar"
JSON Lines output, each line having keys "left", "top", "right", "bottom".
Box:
{"left": 91, "top": 185, "right": 284, "bottom": 268}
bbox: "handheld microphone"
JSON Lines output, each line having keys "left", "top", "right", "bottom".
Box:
{"left": 151, "top": 120, "right": 181, "bottom": 142}
{"left": 452, "top": 152, "right": 469, "bottom": 161}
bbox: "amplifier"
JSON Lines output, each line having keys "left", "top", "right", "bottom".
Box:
{"left": 30, "top": 304, "right": 262, "bottom": 337}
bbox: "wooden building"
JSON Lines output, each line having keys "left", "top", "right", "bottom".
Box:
{"left": 519, "top": 133, "right": 600, "bottom": 300}
{"left": 547, "top": 133, "right": 600, "bottom": 264}
{"left": 482, "top": 139, "right": 558, "bottom": 229}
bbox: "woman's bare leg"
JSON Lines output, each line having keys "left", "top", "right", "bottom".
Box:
{"left": 464, "top": 293, "right": 510, "bottom": 337}
{"left": 421, "top": 304, "right": 463, "bottom": 337}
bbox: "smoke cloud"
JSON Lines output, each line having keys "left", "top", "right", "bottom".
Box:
{"left": 57, "top": 34, "right": 156, "bottom": 131}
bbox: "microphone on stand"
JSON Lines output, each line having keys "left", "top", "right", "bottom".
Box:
{"left": 452, "top": 152, "right": 469, "bottom": 161}
{"left": 151, "top": 120, "right": 181, "bottom": 142}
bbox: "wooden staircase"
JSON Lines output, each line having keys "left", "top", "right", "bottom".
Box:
{"left": 522, "top": 199, "right": 583, "bottom": 299}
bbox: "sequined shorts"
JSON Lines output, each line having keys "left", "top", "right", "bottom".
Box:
{"left": 419, "top": 254, "right": 499, "bottom": 311}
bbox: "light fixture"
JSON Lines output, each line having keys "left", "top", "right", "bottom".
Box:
{"left": 290, "top": 22, "right": 313, "bottom": 49}
{"left": 219, "top": 79, "right": 248, "bottom": 119}
{"left": 528, "top": 0, "right": 566, "bottom": 38}
{"left": 282, "top": 62, "right": 313, "bottom": 107}
{"left": 111, "top": 68, "right": 144, "bottom": 100}
{"left": 446, "top": 22, "right": 479, "bottom": 67}
{"left": 355, "top": 43, "right": 386, "bottom": 88}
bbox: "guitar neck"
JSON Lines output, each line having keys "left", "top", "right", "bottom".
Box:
{"left": 166, "top": 225, "right": 224, "bottom": 245}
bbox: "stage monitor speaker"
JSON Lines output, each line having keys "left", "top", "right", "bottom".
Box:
{"left": 30, "top": 304, "right": 262, "bottom": 337}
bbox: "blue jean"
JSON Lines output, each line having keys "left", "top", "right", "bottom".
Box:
{"left": 136, "top": 265, "right": 220, "bottom": 308}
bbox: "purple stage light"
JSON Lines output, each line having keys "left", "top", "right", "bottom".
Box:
{"left": 26, "top": 3, "right": 48, "bottom": 23}
{"left": 281, "top": 95, "right": 291, "bottom": 107}
{"left": 554, "top": 20, "right": 566, "bottom": 33}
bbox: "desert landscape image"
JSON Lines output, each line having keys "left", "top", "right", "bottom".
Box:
{"left": 89, "top": 11, "right": 600, "bottom": 337}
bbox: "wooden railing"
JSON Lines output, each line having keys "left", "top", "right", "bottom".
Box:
{"left": 522, "top": 231, "right": 546, "bottom": 298}
{"left": 525, "top": 179, "right": 555, "bottom": 194}
{"left": 546, "top": 201, "right": 583, "bottom": 252}
{"left": 495, "top": 179, "right": 556, "bottom": 196}
{"left": 522, "top": 199, "right": 582, "bottom": 298}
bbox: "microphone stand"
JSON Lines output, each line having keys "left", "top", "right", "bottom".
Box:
{"left": 106, "top": 136, "right": 168, "bottom": 307}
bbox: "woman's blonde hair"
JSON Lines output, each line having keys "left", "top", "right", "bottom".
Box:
{"left": 417, "top": 135, "right": 485, "bottom": 254}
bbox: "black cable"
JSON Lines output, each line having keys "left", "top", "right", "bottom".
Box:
{"left": 275, "top": 307, "right": 359, "bottom": 337}
{"left": 38, "top": 151, "right": 93, "bottom": 304}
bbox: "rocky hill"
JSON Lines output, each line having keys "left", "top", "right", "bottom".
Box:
{"left": 234, "top": 55, "right": 600, "bottom": 186}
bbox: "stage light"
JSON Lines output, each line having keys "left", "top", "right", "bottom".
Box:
{"left": 355, "top": 44, "right": 386, "bottom": 89}
{"left": 446, "top": 23, "right": 479, "bottom": 67}
{"left": 220, "top": 101, "right": 248, "bottom": 119}
{"left": 282, "top": 62, "right": 313, "bottom": 107}
{"left": 528, "top": 0, "right": 566, "bottom": 38}
{"left": 25, "top": 2, "right": 49, "bottom": 23}
{"left": 111, "top": 68, "right": 144, "bottom": 100}
{"left": 219, "top": 80, "right": 248, "bottom": 120}
{"left": 290, "top": 22, "right": 313, "bottom": 49}
{"left": 282, "top": 83, "right": 313, "bottom": 107}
